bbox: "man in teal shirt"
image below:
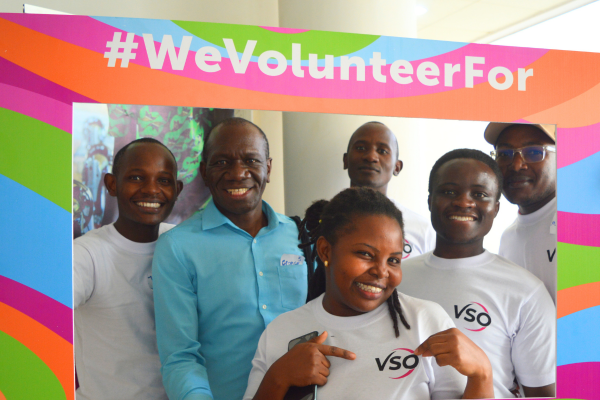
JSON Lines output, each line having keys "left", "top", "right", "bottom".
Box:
{"left": 153, "top": 118, "right": 308, "bottom": 400}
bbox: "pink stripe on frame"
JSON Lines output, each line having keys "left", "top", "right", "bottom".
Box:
{"left": 557, "top": 122, "right": 600, "bottom": 169}
{"left": 558, "top": 211, "right": 600, "bottom": 247}
{"left": 0, "top": 276, "right": 72, "bottom": 343}
{"left": 0, "top": 83, "right": 72, "bottom": 133}
{"left": 557, "top": 362, "right": 600, "bottom": 400}
{"left": 0, "top": 57, "right": 96, "bottom": 106}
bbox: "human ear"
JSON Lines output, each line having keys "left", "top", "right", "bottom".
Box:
{"left": 176, "top": 180, "right": 184, "bottom": 197}
{"left": 104, "top": 173, "right": 117, "bottom": 197}
{"left": 316, "top": 236, "right": 332, "bottom": 265}
{"left": 343, "top": 153, "right": 348, "bottom": 170}
{"left": 266, "top": 158, "right": 272, "bottom": 183}
{"left": 494, "top": 200, "right": 500, "bottom": 218}
{"left": 393, "top": 160, "right": 403, "bottom": 176}
{"left": 427, "top": 194, "right": 432, "bottom": 212}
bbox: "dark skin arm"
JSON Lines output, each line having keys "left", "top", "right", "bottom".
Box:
{"left": 415, "top": 328, "right": 495, "bottom": 399}
{"left": 523, "top": 383, "right": 555, "bottom": 398}
{"left": 252, "top": 331, "right": 356, "bottom": 400}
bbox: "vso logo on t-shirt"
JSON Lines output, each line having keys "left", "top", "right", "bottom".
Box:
{"left": 375, "top": 348, "right": 419, "bottom": 379}
{"left": 454, "top": 301, "right": 492, "bottom": 331}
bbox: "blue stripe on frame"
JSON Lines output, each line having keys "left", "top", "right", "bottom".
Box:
{"left": 558, "top": 150, "right": 600, "bottom": 214}
{"left": 557, "top": 305, "right": 600, "bottom": 366}
{"left": 0, "top": 173, "right": 72, "bottom": 308}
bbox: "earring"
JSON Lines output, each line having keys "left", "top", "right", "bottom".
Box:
{"left": 324, "top": 261, "right": 329, "bottom": 267}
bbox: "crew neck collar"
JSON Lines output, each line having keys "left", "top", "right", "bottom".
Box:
{"left": 311, "top": 293, "right": 389, "bottom": 330}
{"left": 424, "top": 250, "right": 494, "bottom": 270}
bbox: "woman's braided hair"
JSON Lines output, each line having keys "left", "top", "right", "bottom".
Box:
{"left": 299, "top": 187, "right": 410, "bottom": 337}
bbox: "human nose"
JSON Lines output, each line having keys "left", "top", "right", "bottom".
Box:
{"left": 226, "top": 161, "right": 251, "bottom": 180}
{"left": 508, "top": 151, "right": 528, "bottom": 171}
{"left": 363, "top": 147, "right": 379, "bottom": 163}
{"left": 452, "top": 192, "right": 475, "bottom": 208}
{"left": 370, "top": 258, "right": 389, "bottom": 279}
{"left": 141, "top": 178, "right": 161, "bottom": 194}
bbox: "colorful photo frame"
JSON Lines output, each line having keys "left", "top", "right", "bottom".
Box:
{"left": 1, "top": 14, "right": 599, "bottom": 400}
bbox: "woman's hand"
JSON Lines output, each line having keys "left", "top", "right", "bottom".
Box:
{"left": 252, "top": 331, "right": 356, "bottom": 400}
{"left": 415, "top": 328, "right": 494, "bottom": 399}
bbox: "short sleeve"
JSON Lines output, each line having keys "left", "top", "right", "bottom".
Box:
{"left": 243, "top": 329, "right": 269, "bottom": 400}
{"left": 73, "top": 242, "right": 95, "bottom": 308}
{"left": 511, "top": 283, "right": 556, "bottom": 387}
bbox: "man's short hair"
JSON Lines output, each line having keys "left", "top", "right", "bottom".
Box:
{"left": 428, "top": 148, "right": 503, "bottom": 201}
{"left": 202, "top": 117, "right": 270, "bottom": 161}
{"left": 346, "top": 121, "right": 400, "bottom": 160}
{"left": 112, "top": 138, "right": 177, "bottom": 177}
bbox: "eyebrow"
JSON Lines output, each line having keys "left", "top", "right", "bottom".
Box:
{"left": 357, "top": 243, "right": 403, "bottom": 255}
{"left": 353, "top": 140, "right": 392, "bottom": 149}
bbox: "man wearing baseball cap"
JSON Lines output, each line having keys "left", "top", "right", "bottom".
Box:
{"left": 485, "top": 123, "right": 557, "bottom": 303}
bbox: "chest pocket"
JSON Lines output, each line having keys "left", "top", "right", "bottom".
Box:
{"left": 277, "top": 259, "right": 307, "bottom": 310}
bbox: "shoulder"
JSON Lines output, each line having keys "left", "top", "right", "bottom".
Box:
{"left": 74, "top": 224, "right": 112, "bottom": 254}
{"left": 487, "top": 253, "right": 548, "bottom": 295}
{"left": 397, "top": 291, "right": 451, "bottom": 322}
{"left": 400, "top": 253, "right": 430, "bottom": 273}
{"left": 157, "top": 212, "right": 204, "bottom": 242}
{"left": 396, "top": 292, "right": 455, "bottom": 335}
{"left": 390, "top": 200, "right": 429, "bottom": 225}
{"left": 263, "top": 302, "right": 316, "bottom": 343}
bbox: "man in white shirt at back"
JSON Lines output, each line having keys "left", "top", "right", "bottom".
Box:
{"left": 485, "top": 123, "right": 557, "bottom": 303}
{"left": 343, "top": 122, "right": 435, "bottom": 259}
{"left": 73, "top": 138, "right": 183, "bottom": 400}
{"left": 400, "top": 148, "right": 556, "bottom": 398}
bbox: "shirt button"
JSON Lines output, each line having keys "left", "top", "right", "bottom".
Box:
{"left": 259, "top": 271, "right": 263, "bottom": 276}
{"left": 262, "top": 305, "right": 267, "bottom": 310}
{"left": 254, "top": 239, "right": 257, "bottom": 243}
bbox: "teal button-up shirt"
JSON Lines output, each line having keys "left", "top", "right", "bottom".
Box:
{"left": 153, "top": 199, "right": 308, "bottom": 400}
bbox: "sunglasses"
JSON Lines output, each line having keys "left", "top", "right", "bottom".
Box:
{"left": 490, "top": 145, "right": 556, "bottom": 165}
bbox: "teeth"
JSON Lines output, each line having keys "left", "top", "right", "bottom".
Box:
{"left": 227, "top": 188, "right": 249, "bottom": 195}
{"left": 449, "top": 216, "right": 475, "bottom": 221}
{"left": 356, "top": 282, "right": 383, "bottom": 293}
{"left": 137, "top": 202, "right": 160, "bottom": 208}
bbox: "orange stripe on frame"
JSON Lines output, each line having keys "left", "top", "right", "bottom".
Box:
{"left": 525, "top": 79, "right": 600, "bottom": 128}
{"left": 558, "top": 282, "right": 600, "bottom": 319}
{"left": 0, "top": 302, "right": 74, "bottom": 400}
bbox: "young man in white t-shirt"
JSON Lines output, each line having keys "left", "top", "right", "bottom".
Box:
{"left": 485, "top": 123, "right": 557, "bottom": 303}
{"left": 400, "top": 149, "right": 556, "bottom": 398}
{"left": 73, "top": 138, "right": 183, "bottom": 400}
{"left": 343, "top": 122, "right": 436, "bottom": 259}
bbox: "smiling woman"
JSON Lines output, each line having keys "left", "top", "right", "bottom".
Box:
{"left": 243, "top": 188, "right": 494, "bottom": 400}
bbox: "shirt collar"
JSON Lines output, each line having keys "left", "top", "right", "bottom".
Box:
{"left": 201, "top": 197, "right": 292, "bottom": 234}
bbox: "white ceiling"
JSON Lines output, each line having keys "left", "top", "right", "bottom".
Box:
{"left": 417, "top": 0, "right": 593, "bottom": 43}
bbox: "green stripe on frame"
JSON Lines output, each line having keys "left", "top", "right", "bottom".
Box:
{"left": 0, "top": 331, "right": 66, "bottom": 400}
{"left": 0, "top": 108, "right": 71, "bottom": 212}
{"left": 173, "top": 21, "right": 379, "bottom": 59}
{"left": 558, "top": 241, "right": 600, "bottom": 291}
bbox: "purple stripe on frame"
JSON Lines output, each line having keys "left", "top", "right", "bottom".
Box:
{"left": 0, "top": 275, "right": 72, "bottom": 344}
{"left": 0, "top": 57, "right": 96, "bottom": 105}
{"left": 557, "top": 362, "right": 600, "bottom": 400}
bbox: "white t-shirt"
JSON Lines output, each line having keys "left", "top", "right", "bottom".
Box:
{"left": 243, "top": 293, "right": 466, "bottom": 400}
{"left": 73, "top": 223, "right": 173, "bottom": 400}
{"left": 499, "top": 197, "right": 557, "bottom": 303}
{"left": 389, "top": 198, "right": 436, "bottom": 260}
{"left": 400, "top": 251, "right": 556, "bottom": 398}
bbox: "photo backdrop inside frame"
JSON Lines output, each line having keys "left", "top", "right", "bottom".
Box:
{"left": 1, "top": 13, "right": 599, "bottom": 400}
